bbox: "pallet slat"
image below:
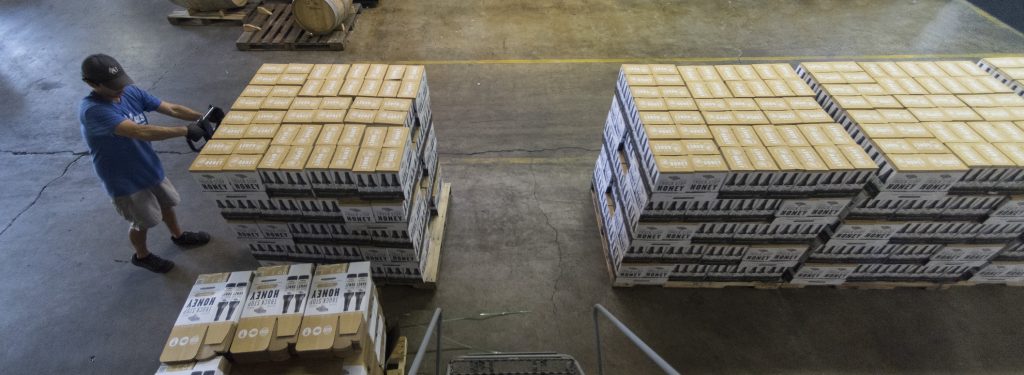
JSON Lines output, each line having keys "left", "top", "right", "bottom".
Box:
{"left": 167, "top": 3, "right": 255, "bottom": 26}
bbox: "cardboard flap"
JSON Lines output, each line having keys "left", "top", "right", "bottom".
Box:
{"left": 160, "top": 324, "right": 208, "bottom": 363}
{"left": 333, "top": 313, "right": 366, "bottom": 353}
{"left": 205, "top": 321, "right": 234, "bottom": 347}
{"left": 277, "top": 315, "right": 303, "bottom": 338}
{"left": 231, "top": 316, "right": 277, "bottom": 354}
{"left": 295, "top": 315, "right": 338, "bottom": 352}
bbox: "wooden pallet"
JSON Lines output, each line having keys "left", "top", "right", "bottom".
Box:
{"left": 167, "top": 3, "right": 256, "bottom": 26}
{"left": 236, "top": 2, "right": 361, "bottom": 51}
{"left": 379, "top": 183, "right": 451, "bottom": 290}
{"left": 663, "top": 281, "right": 784, "bottom": 289}
{"left": 590, "top": 186, "right": 622, "bottom": 286}
{"left": 386, "top": 336, "right": 408, "bottom": 375}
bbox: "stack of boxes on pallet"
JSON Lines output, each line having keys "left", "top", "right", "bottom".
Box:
{"left": 595, "top": 63, "right": 877, "bottom": 286}
{"left": 158, "top": 262, "right": 387, "bottom": 375}
{"left": 796, "top": 60, "right": 1024, "bottom": 285}
{"left": 189, "top": 63, "right": 445, "bottom": 285}
{"left": 979, "top": 57, "right": 1024, "bottom": 97}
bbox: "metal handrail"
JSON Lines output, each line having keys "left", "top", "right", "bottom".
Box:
{"left": 593, "top": 304, "right": 680, "bottom": 375}
{"left": 407, "top": 308, "right": 443, "bottom": 375}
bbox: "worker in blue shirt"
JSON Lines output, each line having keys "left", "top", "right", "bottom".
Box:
{"left": 79, "top": 54, "right": 213, "bottom": 273}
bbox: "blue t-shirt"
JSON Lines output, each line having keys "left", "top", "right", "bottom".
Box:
{"left": 79, "top": 85, "right": 165, "bottom": 197}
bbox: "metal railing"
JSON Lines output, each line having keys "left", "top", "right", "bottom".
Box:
{"left": 407, "top": 308, "right": 442, "bottom": 375}
{"left": 593, "top": 304, "right": 680, "bottom": 375}
{"left": 405, "top": 305, "right": 679, "bottom": 375}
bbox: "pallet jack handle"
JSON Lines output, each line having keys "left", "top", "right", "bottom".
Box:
{"left": 594, "top": 304, "right": 680, "bottom": 375}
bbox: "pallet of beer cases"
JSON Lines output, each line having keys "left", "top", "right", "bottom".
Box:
{"left": 593, "top": 60, "right": 1024, "bottom": 289}
{"left": 188, "top": 63, "right": 451, "bottom": 288}
{"left": 791, "top": 59, "right": 1024, "bottom": 287}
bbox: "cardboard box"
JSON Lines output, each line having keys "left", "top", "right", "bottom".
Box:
{"left": 295, "top": 262, "right": 378, "bottom": 358}
{"left": 230, "top": 264, "right": 314, "bottom": 363}
{"left": 154, "top": 356, "right": 231, "bottom": 375}
{"left": 160, "top": 271, "right": 254, "bottom": 364}
{"left": 926, "top": 244, "right": 1003, "bottom": 267}
{"left": 789, "top": 264, "right": 856, "bottom": 285}
{"left": 246, "top": 239, "right": 298, "bottom": 261}
{"left": 215, "top": 192, "right": 267, "bottom": 220}
{"left": 970, "top": 262, "right": 1024, "bottom": 283}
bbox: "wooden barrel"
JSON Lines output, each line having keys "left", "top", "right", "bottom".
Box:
{"left": 293, "top": 0, "right": 353, "bottom": 35}
{"left": 169, "top": 0, "right": 247, "bottom": 12}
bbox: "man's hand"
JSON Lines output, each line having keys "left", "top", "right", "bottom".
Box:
{"left": 186, "top": 119, "right": 214, "bottom": 141}
{"left": 157, "top": 101, "right": 202, "bottom": 121}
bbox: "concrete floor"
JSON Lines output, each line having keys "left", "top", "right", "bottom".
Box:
{"left": 1, "top": 0, "right": 1024, "bottom": 374}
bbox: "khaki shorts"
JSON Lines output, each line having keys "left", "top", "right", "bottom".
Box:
{"left": 113, "top": 178, "right": 181, "bottom": 231}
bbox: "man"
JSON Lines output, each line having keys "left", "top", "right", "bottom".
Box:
{"left": 79, "top": 53, "right": 213, "bottom": 273}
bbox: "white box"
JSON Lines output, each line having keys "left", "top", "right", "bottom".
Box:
{"left": 926, "top": 244, "right": 1003, "bottom": 267}
{"left": 160, "top": 272, "right": 254, "bottom": 363}
{"left": 970, "top": 262, "right": 1024, "bottom": 283}
{"left": 738, "top": 244, "right": 808, "bottom": 268}
{"left": 790, "top": 264, "right": 856, "bottom": 285}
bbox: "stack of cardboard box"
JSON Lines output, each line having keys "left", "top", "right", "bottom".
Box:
{"left": 795, "top": 60, "right": 1024, "bottom": 285}
{"left": 595, "top": 63, "right": 877, "bottom": 286}
{"left": 979, "top": 57, "right": 1024, "bottom": 97}
{"left": 189, "top": 63, "right": 446, "bottom": 285}
{"left": 158, "top": 262, "right": 386, "bottom": 375}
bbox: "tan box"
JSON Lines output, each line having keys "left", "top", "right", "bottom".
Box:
{"left": 263, "top": 97, "right": 295, "bottom": 110}
{"left": 670, "top": 111, "right": 705, "bottom": 125}
{"left": 270, "top": 86, "right": 301, "bottom": 97}
{"left": 696, "top": 99, "right": 728, "bottom": 111}
{"left": 724, "top": 98, "right": 758, "bottom": 111}
{"left": 765, "top": 111, "right": 800, "bottom": 125}
{"left": 745, "top": 147, "right": 779, "bottom": 170}
{"left": 223, "top": 111, "right": 256, "bottom": 125}
{"left": 314, "top": 110, "right": 348, "bottom": 123}
{"left": 753, "top": 125, "right": 786, "bottom": 147}
{"left": 309, "top": 64, "right": 332, "bottom": 80}
{"left": 644, "top": 124, "right": 681, "bottom": 139}
{"left": 272, "top": 125, "right": 301, "bottom": 146}
{"left": 340, "top": 79, "right": 363, "bottom": 96}
{"left": 283, "top": 109, "right": 315, "bottom": 123}
{"left": 232, "top": 97, "right": 263, "bottom": 111}
{"left": 250, "top": 74, "right": 280, "bottom": 86}
{"left": 339, "top": 124, "right": 366, "bottom": 146}
{"left": 317, "top": 124, "right": 345, "bottom": 145}
{"left": 321, "top": 97, "right": 354, "bottom": 110}
{"left": 706, "top": 81, "right": 732, "bottom": 98}
{"left": 201, "top": 140, "right": 237, "bottom": 155}
{"left": 755, "top": 98, "right": 789, "bottom": 111}
{"left": 359, "top": 80, "right": 383, "bottom": 97}
{"left": 746, "top": 80, "right": 774, "bottom": 97}
{"left": 677, "top": 124, "right": 713, "bottom": 139}
{"left": 361, "top": 127, "right": 387, "bottom": 149}
{"left": 346, "top": 109, "right": 378, "bottom": 124}
{"left": 327, "top": 64, "right": 350, "bottom": 80}
{"left": 367, "top": 64, "right": 389, "bottom": 80}
{"left": 649, "top": 140, "right": 685, "bottom": 155}
{"left": 241, "top": 85, "right": 273, "bottom": 97}
{"left": 294, "top": 263, "right": 378, "bottom": 358}
{"left": 702, "top": 111, "right": 736, "bottom": 125}
{"left": 252, "top": 111, "right": 286, "bottom": 124}
{"left": 319, "top": 79, "right": 343, "bottom": 96}
{"left": 229, "top": 264, "right": 314, "bottom": 363}
{"left": 160, "top": 272, "right": 254, "bottom": 364}
{"left": 726, "top": 81, "right": 754, "bottom": 97}
{"left": 768, "top": 147, "right": 803, "bottom": 171}
{"left": 234, "top": 139, "right": 271, "bottom": 155}
{"left": 926, "top": 94, "right": 964, "bottom": 108}
{"left": 635, "top": 98, "right": 667, "bottom": 111}
{"left": 654, "top": 74, "right": 685, "bottom": 86}
{"left": 212, "top": 125, "right": 248, "bottom": 139}
{"left": 687, "top": 82, "right": 713, "bottom": 98}
{"left": 681, "top": 140, "right": 720, "bottom": 155}
{"left": 293, "top": 125, "right": 323, "bottom": 146}
{"left": 245, "top": 124, "right": 281, "bottom": 139}
{"left": 189, "top": 154, "right": 230, "bottom": 192}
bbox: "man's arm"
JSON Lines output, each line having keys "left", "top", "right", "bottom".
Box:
{"left": 114, "top": 119, "right": 187, "bottom": 141}
{"left": 156, "top": 101, "right": 202, "bottom": 121}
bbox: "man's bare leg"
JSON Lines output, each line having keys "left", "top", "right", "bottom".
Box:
{"left": 129, "top": 227, "right": 150, "bottom": 258}
{"left": 161, "top": 205, "right": 184, "bottom": 238}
